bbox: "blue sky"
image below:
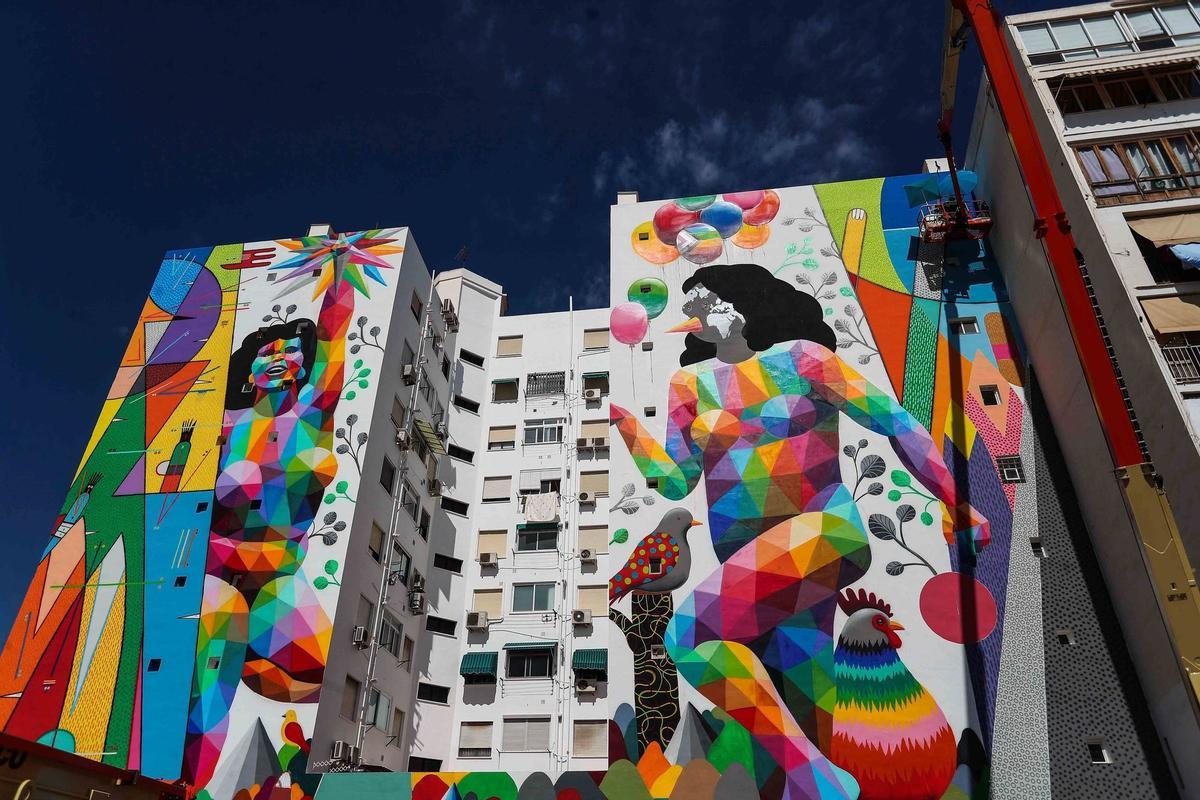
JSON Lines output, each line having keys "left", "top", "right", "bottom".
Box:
{"left": 0, "top": 0, "right": 1055, "bottom": 630}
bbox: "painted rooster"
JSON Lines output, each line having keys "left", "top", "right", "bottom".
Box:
{"left": 830, "top": 588, "right": 957, "bottom": 800}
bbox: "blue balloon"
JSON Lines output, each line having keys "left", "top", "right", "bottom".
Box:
{"left": 699, "top": 201, "right": 744, "bottom": 239}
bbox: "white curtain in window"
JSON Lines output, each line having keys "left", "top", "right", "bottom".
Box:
{"left": 482, "top": 476, "right": 512, "bottom": 501}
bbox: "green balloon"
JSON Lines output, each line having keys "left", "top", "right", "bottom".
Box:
{"left": 677, "top": 195, "right": 716, "bottom": 211}
{"left": 627, "top": 277, "right": 669, "bottom": 319}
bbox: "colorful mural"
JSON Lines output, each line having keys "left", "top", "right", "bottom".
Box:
{"left": 0, "top": 231, "right": 406, "bottom": 799}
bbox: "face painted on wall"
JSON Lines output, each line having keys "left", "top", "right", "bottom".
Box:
{"left": 250, "top": 336, "right": 306, "bottom": 392}
{"left": 679, "top": 284, "right": 746, "bottom": 344}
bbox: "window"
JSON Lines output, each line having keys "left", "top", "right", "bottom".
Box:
{"left": 512, "top": 582, "right": 555, "bottom": 612}
{"left": 391, "top": 396, "right": 407, "bottom": 431}
{"left": 1052, "top": 67, "right": 1200, "bottom": 115}
{"left": 517, "top": 527, "right": 558, "bottom": 552}
{"left": 644, "top": 405, "right": 657, "bottom": 417}
{"left": 1030, "top": 535, "right": 1048, "bottom": 558}
{"left": 366, "top": 688, "right": 392, "bottom": 729}
{"left": 579, "top": 525, "right": 608, "bottom": 555}
{"left": 400, "top": 480, "right": 420, "bottom": 523}
{"left": 1075, "top": 132, "right": 1200, "bottom": 205}
{"left": 411, "top": 292, "right": 424, "bottom": 321}
{"left": 577, "top": 585, "right": 607, "bottom": 616}
{"left": 579, "top": 471, "right": 609, "bottom": 497}
{"left": 519, "top": 468, "right": 561, "bottom": 495}
{"left": 417, "top": 682, "right": 450, "bottom": 703}
{"left": 1017, "top": 16, "right": 1135, "bottom": 65}
{"left": 173, "top": 576, "right": 186, "bottom": 588}
{"left": 1055, "top": 628, "right": 1076, "bottom": 646}
{"left": 434, "top": 553, "right": 463, "bottom": 573}
{"left": 524, "top": 417, "right": 564, "bottom": 445}
{"left": 492, "top": 379, "right": 519, "bottom": 402}
{"left": 482, "top": 475, "right": 513, "bottom": 503}
{"left": 454, "top": 394, "right": 480, "bottom": 413}
{"left": 447, "top": 443, "right": 475, "bottom": 462}
{"left": 646, "top": 477, "right": 660, "bottom": 490}
{"left": 1087, "top": 738, "right": 1113, "bottom": 764}
{"left": 526, "top": 371, "right": 566, "bottom": 397}
{"left": 980, "top": 385, "right": 1001, "bottom": 406}
{"left": 147, "top": 658, "right": 162, "bottom": 672}
{"left": 583, "top": 328, "right": 609, "bottom": 350}
{"left": 391, "top": 709, "right": 406, "bottom": 747}
{"left": 651, "top": 644, "right": 668, "bottom": 660}
{"left": 356, "top": 595, "right": 375, "bottom": 630}
{"left": 379, "top": 612, "right": 403, "bottom": 658}
{"left": 496, "top": 335, "right": 523, "bottom": 357}
{"left": 389, "top": 541, "right": 412, "bottom": 586}
{"left": 401, "top": 635, "right": 414, "bottom": 666}
{"left": 418, "top": 508, "right": 431, "bottom": 541}
{"left": 996, "top": 455, "right": 1026, "bottom": 484}
{"left": 368, "top": 523, "right": 386, "bottom": 562}
{"left": 1158, "top": 331, "right": 1200, "bottom": 383}
{"left": 579, "top": 419, "right": 608, "bottom": 446}
{"left": 949, "top": 317, "right": 979, "bottom": 335}
{"left": 380, "top": 457, "right": 397, "bottom": 494}
{"left": 488, "top": 425, "right": 516, "bottom": 450}
{"left": 408, "top": 756, "right": 442, "bottom": 771}
{"left": 507, "top": 649, "right": 555, "bottom": 678}
{"left": 426, "top": 615, "right": 458, "bottom": 636}
{"left": 341, "top": 675, "right": 361, "bottom": 719}
{"left": 473, "top": 588, "right": 503, "bottom": 617}
{"left": 401, "top": 339, "right": 415, "bottom": 368}
{"left": 460, "top": 349, "right": 485, "bottom": 368}
{"left": 441, "top": 496, "right": 470, "bottom": 515}
{"left": 582, "top": 372, "right": 609, "bottom": 396}
{"left": 648, "top": 558, "right": 663, "bottom": 575}
{"left": 441, "top": 354, "right": 451, "bottom": 379}
{"left": 573, "top": 720, "right": 607, "bottom": 758}
{"left": 458, "top": 722, "right": 493, "bottom": 759}
{"left": 502, "top": 717, "right": 551, "bottom": 751}
{"left": 478, "top": 530, "right": 507, "bottom": 558}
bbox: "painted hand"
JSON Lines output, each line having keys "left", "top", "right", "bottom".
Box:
{"left": 610, "top": 403, "right": 630, "bottom": 425}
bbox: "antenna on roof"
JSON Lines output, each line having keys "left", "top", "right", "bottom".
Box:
{"left": 454, "top": 245, "right": 469, "bottom": 265}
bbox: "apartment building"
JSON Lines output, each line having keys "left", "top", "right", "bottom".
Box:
{"left": 967, "top": 1, "right": 1200, "bottom": 791}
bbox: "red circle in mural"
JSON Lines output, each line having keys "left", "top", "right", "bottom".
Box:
{"left": 919, "top": 572, "right": 998, "bottom": 644}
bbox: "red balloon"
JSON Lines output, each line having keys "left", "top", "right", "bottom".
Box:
{"left": 653, "top": 202, "right": 700, "bottom": 246}
{"left": 919, "top": 571, "right": 998, "bottom": 644}
{"left": 743, "top": 189, "right": 780, "bottom": 226}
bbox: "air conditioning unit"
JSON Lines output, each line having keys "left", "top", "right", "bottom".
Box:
{"left": 572, "top": 609, "right": 592, "bottom": 626}
{"left": 428, "top": 478, "right": 444, "bottom": 497}
{"left": 579, "top": 549, "right": 596, "bottom": 564}
{"left": 351, "top": 625, "right": 369, "bottom": 649}
{"left": 402, "top": 364, "right": 417, "bottom": 385}
{"left": 578, "top": 491, "right": 593, "bottom": 504}
{"left": 395, "top": 429, "right": 410, "bottom": 450}
{"left": 576, "top": 437, "right": 591, "bottom": 449}
{"left": 408, "top": 589, "right": 426, "bottom": 614}
{"left": 575, "top": 678, "right": 597, "bottom": 694}
{"left": 479, "top": 551, "right": 498, "bottom": 566}
{"left": 583, "top": 389, "right": 601, "bottom": 400}
{"left": 330, "top": 740, "right": 360, "bottom": 764}
{"left": 434, "top": 421, "right": 448, "bottom": 439}
{"left": 441, "top": 299, "right": 459, "bottom": 332}
{"left": 466, "top": 611, "right": 488, "bottom": 630}
{"left": 590, "top": 437, "right": 608, "bottom": 448}
{"left": 432, "top": 336, "right": 444, "bottom": 353}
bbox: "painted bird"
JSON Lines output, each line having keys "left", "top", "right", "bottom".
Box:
{"left": 609, "top": 509, "right": 703, "bottom": 603}
{"left": 830, "top": 588, "right": 957, "bottom": 800}
{"left": 281, "top": 709, "right": 310, "bottom": 754}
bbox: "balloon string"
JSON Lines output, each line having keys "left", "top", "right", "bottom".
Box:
{"left": 630, "top": 346, "right": 636, "bottom": 400}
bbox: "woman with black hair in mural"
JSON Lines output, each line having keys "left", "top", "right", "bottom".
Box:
{"left": 611, "top": 263, "right": 989, "bottom": 800}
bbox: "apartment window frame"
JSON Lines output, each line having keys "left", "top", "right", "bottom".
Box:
{"left": 572, "top": 719, "right": 608, "bottom": 758}
{"left": 416, "top": 682, "right": 451, "bottom": 704}
{"left": 425, "top": 615, "right": 458, "bottom": 636}
{"left": 506, "top": 648, "right": 555, "bottom": 679}
{"left": 482, "top": 475, "right": 513, "bottom": 504}
{"left": 379, "top": 611, "right": 403, "bottom": 659}
{"left": 488, "top": 425, "right": 517, "bottom": 451}
{"left": 948, "top": 316, "right": 980, "bottom": 335}
{"left": 411, "top": 292, "right": 424, "bottom": 321}
{"left": 460, "top": 348, "right": 485, "bottom": 368}
{"left": 523, "top": 417, "right": 565, "bottom": 446}
{"left": 496, "top": 335, "right": 524, "bottom": 357}
{"left": 441, "top": 496, "right": 470, "bottom": 515}
{"left": 366, "top": 687, "right": 392, "bottom": 730}
{"left": 408, "top": 756, "right": 442, "bottom": 771}
{"left": 1014, "top": 7, "right": 1200, "bottom": 66}
{"left": 996, "top": 455, "right": 1027, "bottom": 484}
{"left": 492, "top": 378, "right": 520, "bottom": 403}
{"left": 516, "top": 527, "right": 558, "bottom": 553}
{"left": 525, "top": 371, "right": 566, "bottom": 398}
{"left": 501, "top": 716, "right": 551, "bottom": 752}
{"left": 980, "top": 384, "right": 1002, "bottom": 406}
{"left": 1074, "top": 130, "right": 1200, "bottom": 205}
{"left": 341, "top": 674, "right": 362, "bottom": 720}
{"left": 511, "top": 582, "right": 555, "bottom": 613}
{"left": 447, "top": 443, "right": 475, "bottom": 462}
{"left": 380, "top": 456, "right": 397, "bottom": 495}
{"left": 1051, "top": 66, "right": 1200, "bottom": 116}
{"left": 458, "top": 721, "right": 494, "bottom": 760}
{"left": 582, "top": 372, "right": 610, "bottom": 396}
{"left": 434, "top": 553, "right": 463, "bottom": 573}
{"left": 582, "top": 328, "right": 610, "bottom": 351}
{"left": 453, "top": 394, "right": 481, "bottom": 414}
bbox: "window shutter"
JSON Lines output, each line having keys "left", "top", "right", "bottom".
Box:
{"left": 577, "top": 586, "right": 607, "bottom": 616}
{"left": 459, "top": 722, "right": 492, "bottom": 750}
{"left": 341, "top": 676, "right": 361, "bottom": 719}
{"left": 578, "top": 526, "right": 608, "bottom": 554}
{"left": 579, "top": 471, "right": 609, "bottom": 496}
{"left": 369, "top": 523, "right": 385, "bottom": 556}
{"left": 497, "top": 336, "right": 523, "bottom": 356}
{"left": 356, "top": 596, "right": 374, "bottom": 628}
{"left": 488, "top": 426, "right": 516, "bottom": 445}
{"left": 527, "top": 717, "right": 551, "bottom": 750}
{"left": 519, "top": 468, "right": 559, "bottom": 491}
{"left": 572, "top": 720, "right": 606, "bottom": 758}
{"left": 473, "top": 589, "right": 503, "bottom": 618}
{"left": 482, "top": 476, "right": 512, "bottom": 501}
{"left": 391, "top": 397, "right": 406, "bottom": 429}
{"left": 478, "top": 530, "right": 507, "bottom": 558}
{"left": 579, "top": 420, "right": 608, "bottom": 439}
{"left": 583, "top": 328, "right": 609, "bottom": 349}
{"left": 501, "top": 719, "right": 524, "bottom": 752}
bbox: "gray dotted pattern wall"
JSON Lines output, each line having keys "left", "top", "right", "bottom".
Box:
{"left": 1029, "top": 375, "right": 1180, "bottom": 800}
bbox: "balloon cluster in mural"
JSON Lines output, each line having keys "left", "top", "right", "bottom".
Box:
{"left": 631, "top": 190, "right": 781, "bottom": 265}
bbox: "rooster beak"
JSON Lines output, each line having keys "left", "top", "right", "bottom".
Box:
{"left": 887, "top": 619, "right": 905, "bottom": 631}
{"left": 689, "top": 520, "right": 703, "bottom": 527}
{"left": 666, "top": 317, "right": 704, "bottom": 334}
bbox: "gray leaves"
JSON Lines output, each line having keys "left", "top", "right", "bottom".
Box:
{"left": 323, "top": 511, "right": 337, "bottom": 525}
{"left": 860, "top": 454, "right": 885, "bottom": 480}
{"left": 833, "top": 319, "right": 850, "bottom": 334}
{"left": 618, "top": 505, "right": 638, "bottom": 515}
{"left": 621, "top": 482, "right": 636, "bottom": 499}
{"left": 864, "top": 482, "right": 884, "bottom": 496}
{"left": 897, "top": 504, "right": 916, "bottom": 524}
{"left": 843, "top": 444, "right": 857, "bottom": 458}
{"left": 868, "top": 513, "right": 896, "bottom": 541}
{"left": 885, "top": 561, "right": 905, "bottom": 576}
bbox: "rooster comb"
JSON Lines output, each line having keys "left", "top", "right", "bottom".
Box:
{"left": 837, "top": 587, "right": 892, "bottom": 617}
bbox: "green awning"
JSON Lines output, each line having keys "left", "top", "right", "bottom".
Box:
{"left": 491, "top": 377, "right": 518, "bottom": 384}
{"left": 581, "top": 371, "right": 608, "bottom": 379}
{"left": 412, "top": 418, "right": 447, "bottom": 455}
{"left": 460, "top": 651, "right": 498, "bottom": 676}
{"left": 516, "top": 521, "right": 558, "bottom": 531}
{"left": 503, "top": 641, "right": 556, "bottom": 651}
{"left": 572, "top": 649, "right": 607, "bottom": 672}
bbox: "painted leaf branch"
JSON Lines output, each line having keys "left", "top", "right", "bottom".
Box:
{"left": 307, "top": 510, "right": 347, "bottom": 546}
{"left": 869, "top": 504, "right": 937, "bottom": 577}
{"left": 262, "top": 303, "right": 297, "bottom": 325}
{"left": 833, "top": 305, "right": 881, "bottom": 365}
{"left": 334, "top": 413, "right": 367, "bottom": 476}
{"left": 340, "top": 359, "right": 372, "bottom": 401}
{"left": 844, "top": 439, "right": 885, "bottom": 501}
{"left": 347, "top": 315, "right": 384, "bottom": 354}
{"left": 609, "top": 482, "right": 657, "bottom": 514}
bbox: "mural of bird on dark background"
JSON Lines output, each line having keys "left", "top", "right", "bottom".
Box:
{"left": 609, "top": 509, "right": 703, "bottom": 603}
{"left": 830, "top": 588, "right": 957, "bottom": 800}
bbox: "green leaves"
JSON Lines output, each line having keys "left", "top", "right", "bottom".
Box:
{"left": 324, "top": 559, "right": 339, "bottom": 576}
{"left": 920, "top": 511, "right": 934, "bottom": 526}
{"left": 610, "top": 528, "right": 629, "bottom": 545}
{"left": 890, "top": 470, "right": 911, "bottom": 487}
{"left": 314, "top": 577, "right": 329, "bottom": 590}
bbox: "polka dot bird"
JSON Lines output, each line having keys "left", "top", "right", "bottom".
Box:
{"left": 610, "top": 508, "right": 703, "bottom": 603}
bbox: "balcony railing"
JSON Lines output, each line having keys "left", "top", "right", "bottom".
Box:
{"left": 1162, "top": 343, "right": 1200, "bottom": 384}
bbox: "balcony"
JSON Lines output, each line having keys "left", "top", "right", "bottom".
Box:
{"left": 1162, "top": 342, "right": 1200, "bottom": 383}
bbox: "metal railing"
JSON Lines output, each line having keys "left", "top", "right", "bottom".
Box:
{"left": 1162, "top": 343, "right": 1200, "bottom": 384}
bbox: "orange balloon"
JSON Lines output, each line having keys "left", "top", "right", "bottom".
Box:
{"left": 743, "top": 189, "right": 781, "bottom": 226}
{"left": 731, "top": 222, "right": 770, "bottom": 249}
{"left": 631, "top": 221, "right": 679, "bottom": 265}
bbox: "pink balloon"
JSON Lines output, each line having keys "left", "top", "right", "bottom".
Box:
{"left": 610, "top": 302, "right": 649, "bottom": 345}
{"left": 743, "top": 189, "right": 781, "bottom": 226}
{"left": 653, "top": 202, "right": 700, "bottom": 246}
{"left": 723, "top": 190, "right": 765, "bottom": 210}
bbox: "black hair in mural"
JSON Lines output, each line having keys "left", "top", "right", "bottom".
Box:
{"left": 225, "top": 318, "right": 318, "bottom": 410}
{"left": 679, "top": 263, "right": 836, "bottom": 367}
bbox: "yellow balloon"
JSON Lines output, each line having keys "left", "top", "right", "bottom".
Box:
{"left": 631, "top": 221, "right": 679, "bottom": 265}
{"left": 731, "top": 222, "right": 770, "bottom": 249}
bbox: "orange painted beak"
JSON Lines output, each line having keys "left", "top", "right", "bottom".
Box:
{"left": 689, "top": 520, "right": 703, "bottom": 527}
{"left": 887, "top": 619, "right": 905, "bottom": 631}
{"left": 666, "top": 317, "right": 704, "bottom": 334}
